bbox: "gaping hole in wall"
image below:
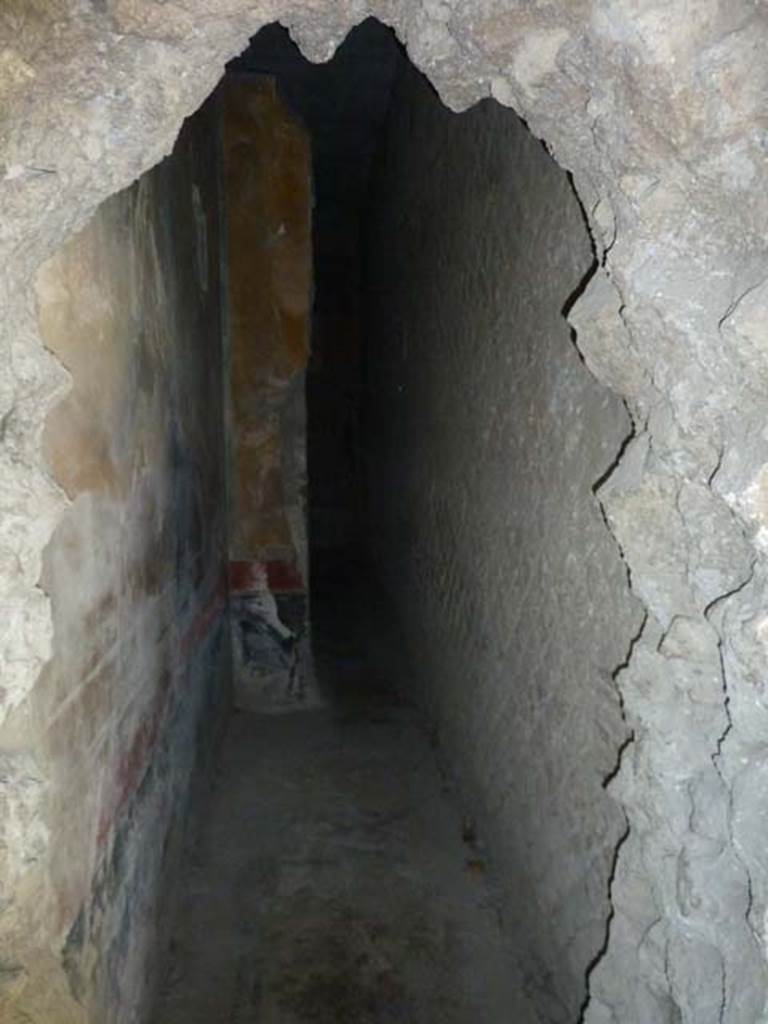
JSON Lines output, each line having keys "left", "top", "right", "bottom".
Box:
{"left": 24, "top": 17, "right": 639, "bottom": 1024}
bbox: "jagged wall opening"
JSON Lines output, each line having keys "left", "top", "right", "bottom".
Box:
{"left": 0, "top": 4, "right": 766, "bottom": 1024}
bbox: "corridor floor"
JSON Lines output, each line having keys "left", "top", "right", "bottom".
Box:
{"left": 151, "top": 572, "right": 535, "bottom": 1023}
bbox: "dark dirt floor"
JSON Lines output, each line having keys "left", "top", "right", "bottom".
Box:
{"left": 150, "top": 560, "right": 537, "bottom": 1023}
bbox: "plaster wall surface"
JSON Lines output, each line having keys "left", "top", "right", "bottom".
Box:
{"left": 231, "top": 22, "right": 400, "bottom": 561}
{"left": 222, "top": 76, "right": 315, "bottom": 712}
{"left": 0, "top": 96, "right": 231, "bottom": 1023}
{"left": 0, "top": 4, "right": 767, "bottom": 1023}
{"left": 363, "top": 60, "right": 641, "bottom": 1022}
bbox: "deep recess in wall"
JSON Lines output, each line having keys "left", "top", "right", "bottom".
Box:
{"left": 7, "top": 16, "right": 640, "bottom": 1024}
{"left": 4, "top": 6, "right": 766, "bottom": 1024}
{"left": 210, "top": 18, "right": 638, "bottom": 1024}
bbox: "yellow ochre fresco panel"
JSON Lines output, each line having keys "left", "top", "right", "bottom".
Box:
{"left": 223, "top": 77, "right": 312, "bottom": 563}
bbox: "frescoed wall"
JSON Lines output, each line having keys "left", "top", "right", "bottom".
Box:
{"left": 223, "top": 76, "right": 316, "bottom": 711}
{"left": 27, "top": 94, "right": 231, "bottom": 1023}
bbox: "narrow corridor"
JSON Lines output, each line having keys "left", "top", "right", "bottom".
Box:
{"left": 150, "top": 22, "right": 620, "bottom": 1022}
{"left": 151, "top": 574, "right": 535, "bottom": 1023}
{"left": 4, "top": 7, "right": 762, "bottom": 1024}
{"left": 12, "top": 18, "right": 642, "bottom": 1024}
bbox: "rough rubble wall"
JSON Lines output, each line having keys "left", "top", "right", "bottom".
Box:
{"left": 0, "top": 4, "right": 766, "bottom": 1024}
{"left": 363, "top": 59, "right": 641, "bottom": 1021}
{"left": 222, "top": 76, "right": 315, "bottom": 712}
{"left": 0, "top": 95, "right": 231, "bottom": 1023}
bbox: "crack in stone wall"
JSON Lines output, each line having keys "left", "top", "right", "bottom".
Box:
{"left": 0, "top": 2, "right": 766, "bottom": 1022}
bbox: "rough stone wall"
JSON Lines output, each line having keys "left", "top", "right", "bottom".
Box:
{"left": 0, "top": 95, "right": 231, "bottom": 1023}
{"left": 222, "top": 76, "right": 315, "bottom": 712}
{"left": 363, "top": 59, "right": 641, "bottom": 1021}
{"left": 0, "top": 4, "right": 766, "bottom": 1024}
